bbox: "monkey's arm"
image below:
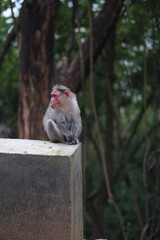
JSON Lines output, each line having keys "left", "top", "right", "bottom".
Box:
{"left": 71, "top": 115, "right": 82, "bottom": 141}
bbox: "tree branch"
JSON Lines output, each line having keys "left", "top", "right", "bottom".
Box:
{"left": 0, "top": 19, "right": 20, "bottom": 69}
{"left": 58, "top": 0, "right": 124, "bottom": 92}
{"left": 66, "top": 0, "right": 77, "bottom": 59}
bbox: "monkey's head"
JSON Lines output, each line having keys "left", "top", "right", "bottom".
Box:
{"left": 50, "top": 85, "right": 71, "bottom": 110}
{"left": 61, "top": 56, "right": 68, "bottom": 63}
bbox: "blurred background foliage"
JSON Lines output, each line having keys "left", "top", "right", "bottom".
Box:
{"left": 0, "top": 0, "right": 160, "bottom": 239}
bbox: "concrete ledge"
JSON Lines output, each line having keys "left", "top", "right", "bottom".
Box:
{"left": 0, "top": 139, "right": 83, "bottom": 240}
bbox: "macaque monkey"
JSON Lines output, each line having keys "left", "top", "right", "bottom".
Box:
{"left": 43, "top": 85, "right": 82, "bottom": 145}
{"left": 0, "top": 124, "right": 11, "bottom": 138}
{"left": 56, "top": 56, "right": 68, "bottom": 74}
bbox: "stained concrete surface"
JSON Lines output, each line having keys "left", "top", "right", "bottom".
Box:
{"left": 0, "top": 139, "right": 83, "bottom": 240}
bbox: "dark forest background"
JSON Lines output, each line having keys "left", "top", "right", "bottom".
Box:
{"left": 0, "top": 0, "right": 160, "bottom": 239}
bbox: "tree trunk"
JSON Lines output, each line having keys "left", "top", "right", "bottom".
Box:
{"left": 18, "top": 0, "right": 59, "bottom": 139}
{"left": 92, "top": 28, "right": 115, "bottom": 238}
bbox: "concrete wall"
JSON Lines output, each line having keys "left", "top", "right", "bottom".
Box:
{"left": 0, "top": 139, "right": 83, "bottom": 240}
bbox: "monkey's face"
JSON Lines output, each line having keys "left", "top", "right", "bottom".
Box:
{"left": 50, "top": 91, "right": 59, "bottom": 109}
{"left": 50, "top": 90, "right": 70, "bottom": 109}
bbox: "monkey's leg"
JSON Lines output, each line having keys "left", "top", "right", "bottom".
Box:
{"left": 56, "top": 122, "right": 79, "bottom": 145}
{"left": 47, "top": 119, "right": 64, "bottom": 142}
{"left": 57, "top": 122, "right": 74, "bottom": 143}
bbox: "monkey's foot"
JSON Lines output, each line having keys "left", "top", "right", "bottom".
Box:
{"left": 65, "top": 138, "right": 79, "bottom": 145}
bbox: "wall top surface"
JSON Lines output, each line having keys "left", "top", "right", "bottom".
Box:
{"left": 0, "top": 138, "right": 80, "bottom": 157}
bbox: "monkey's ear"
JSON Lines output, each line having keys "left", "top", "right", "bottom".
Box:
{"left": 64, "top": 90, "right": 70, "bottom": 97}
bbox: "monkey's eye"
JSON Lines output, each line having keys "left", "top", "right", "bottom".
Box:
{"left": 51, "top": 92, "right": 58, "bottom": 98}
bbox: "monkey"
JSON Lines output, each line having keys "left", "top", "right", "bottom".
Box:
{"left": 43, "top": 85, "right": 82, "bottom": 145}
{"left": 56, "top": 56, "right": 68, "bottom": 75}
{"left": 0, "top": 124, "right": 11, "bottom": 138}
